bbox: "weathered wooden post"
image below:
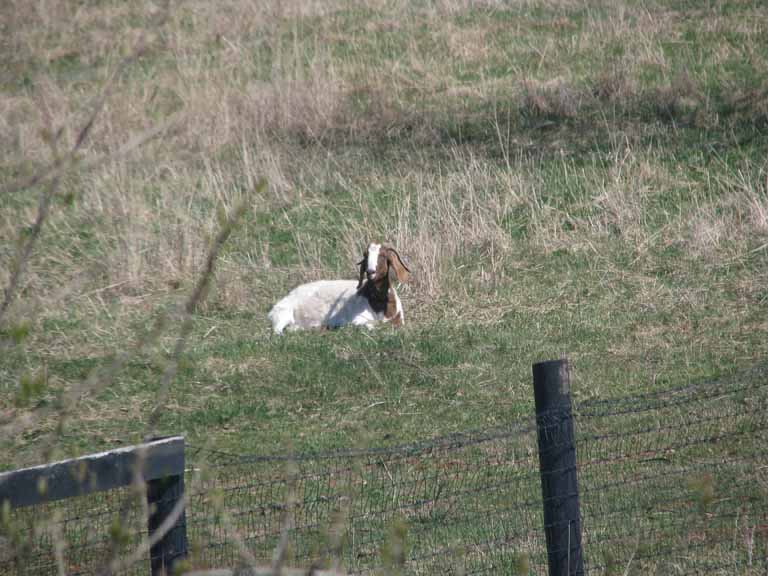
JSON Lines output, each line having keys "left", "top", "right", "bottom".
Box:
{"left": 146, "top": 437, "right": 188, "bottom": 576}
{"left": 533, "top": 359, "right": 584, "bottom": 576}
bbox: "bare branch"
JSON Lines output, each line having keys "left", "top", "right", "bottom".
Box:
{"left": 0, "top": 39, "right": 149, "bottom": 198}
{"left": 1, "top": 112, "right": 182, "bottom": 199}
{"left": 0, "top": 175, "right": 60, "bottom": 327}
{"left": 104, "top": 486, "right": 188, "bottom": 574}
{"left": 146, "top": 197, "right": 252, "bottom": 435}
{"left": 0, "top": 35, "right": 149, "bottom": 327}
{"left": 271, "top": 463, "right": 299, "bottom": 575}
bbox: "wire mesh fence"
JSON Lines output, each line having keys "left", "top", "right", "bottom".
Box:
{"left": 575, "top": 364, "right": 768, "bottom": 574}
{"left": 185, "top": 421, "right": 546, "bottom": 574}
{"left": 1, "top": 363, "right": 767, "bottom": 575}
{"left": 0, "top": 485, "right": 151, "bottom": 576}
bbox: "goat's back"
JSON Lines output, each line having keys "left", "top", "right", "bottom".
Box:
{"left": 269, "top": 280, "right": 368, "bottom": 334}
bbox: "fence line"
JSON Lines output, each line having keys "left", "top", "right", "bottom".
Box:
{"left": 575, "top": 364, "right": 768, "bottom": 575}
{"left": 2, "top": 362, "right": 767, "bottom": 574}
{"left": 0, "top": 436, "right": 187, "bottom": 576}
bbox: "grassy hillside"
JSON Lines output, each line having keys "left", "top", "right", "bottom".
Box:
{"left": 1, "top": 0, "right": 767, "bottom": 469}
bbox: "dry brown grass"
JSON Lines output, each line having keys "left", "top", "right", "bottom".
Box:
{"left": 1, "top": 0, "right": 766, "bottom": 339}
{"left": 592, "top": 62, "right": 638, "bottom": 103}
{"left": 330, "top": 147, "right": 526, "bottom": 305}
{"left": 652, "top": 70, "right": 705, "bottom": 124}
{"left": 684, "top": 166, "right": 768, "bottom": 260}
{"left": 0, "top": 0, "right": 765, "bottom": 347}
{"left": 520, "top": 77, "right": 581, "bottom": 119}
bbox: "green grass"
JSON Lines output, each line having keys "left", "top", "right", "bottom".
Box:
{"left": 1, "top": 0, "right": 768, "bottom": 570}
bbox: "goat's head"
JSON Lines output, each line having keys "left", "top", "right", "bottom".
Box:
{"left": 357, "top": 242, "right": 411, "bottom": 290}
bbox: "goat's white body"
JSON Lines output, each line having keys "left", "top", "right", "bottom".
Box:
{"left": 268, "top": 280, "right": 404, "bottom": 334}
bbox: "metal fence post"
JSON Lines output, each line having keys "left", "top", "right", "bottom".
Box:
{"left": 533, "top": 359, "right": 584, "bottom": 576}
{"left": 147, "top": 444, "right": 188, "bottom": 576}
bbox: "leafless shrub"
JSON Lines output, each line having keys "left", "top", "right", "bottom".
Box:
{"left": 0, "top": 31, "right": 152, "bottom": 328}
{"left": 652, "top": 71, "right": 704, "bottom": 123}
{"left": 0, "top": 5, "right": 269, "bottom": 573}
{"left": 728, "top": 82, "right": 768, "bottom": 127}
{"left": 683, "top": 164, "right": 768, "bottom": 260}
{"left": 240, "top": 64, "right": 347, "bottom": 144}
{"left": 520, "top": 77, "right": 582, "bottom": 120}
{"left": 593, "top": 64, "right": 638, "bottom": 104}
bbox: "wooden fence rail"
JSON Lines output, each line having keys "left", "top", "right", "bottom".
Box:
{"left": 1, "top": 361, "right": 586, "bottom": 576}
{"left": 0, "top": 435, "right": 188, "bottom": 576}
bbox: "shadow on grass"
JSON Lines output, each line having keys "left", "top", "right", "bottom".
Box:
{"left": 273, "top": 73, "right": 768, "bottom": 167}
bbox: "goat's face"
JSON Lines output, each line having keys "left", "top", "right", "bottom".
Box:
{"left": 358, "top": 243, "right": 410, "bottom": 289}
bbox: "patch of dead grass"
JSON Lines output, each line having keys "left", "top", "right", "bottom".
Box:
{"left": 444, "top": 23, "right": 491, "bottom": 64}
{"left": 652, "top": 71, "right": 705, "bottom": 124}
{"left": 682, "top": 166, "right": 768, "bottom": 261}
{"left": 728, "top": 83, "right": 768, "bottom": 128}
{"left": 202, "top": 356, "right": 273, "bottom": 378}
{"left": 334, "top": 147, "right": 520, "bottom": 301}
{"left": 520, "top": 77, "right": 581, "bottom": 119}
{"left": 592, "top": 62, "right": 638, "bottom": 103}
{"left": 590, "top": 157, "right": 666, "bottom": 245}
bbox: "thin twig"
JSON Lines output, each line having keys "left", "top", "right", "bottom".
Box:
{"left": 0, "top": 175, "right": 60, "bottom": 327}
{"left": 0, "top": 36, "right": 149, "bottom": 328}
{"left": 46, "top": 510, "right": 67, "bottom": 576}
{"left": 0, "top": 309, "right": 170, "bottom": 446}
{"left": 76, "top": 113, "right": 182, "bottom": 176}
{"left": 146, "top": 198, "right": 251, "bottom": 435}
{"left": 105, "top": 487, "right": 188, "bottom": 573}
{"left": 271, "top": 463, "right": 299, "bottom": 575}
{"left": 0, "top": 41, "right": 150, "bottom": 198}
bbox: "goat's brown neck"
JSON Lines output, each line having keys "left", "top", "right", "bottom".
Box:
{"left": 360, "top": 279, "right": 401, "bottom": 324}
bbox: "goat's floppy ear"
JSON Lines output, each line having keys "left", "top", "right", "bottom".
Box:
{"left": 385, "top": 246, "right": 411, "bottom": 283}
{"left": 357, "top": 257, "right": 366, "bottom": 289}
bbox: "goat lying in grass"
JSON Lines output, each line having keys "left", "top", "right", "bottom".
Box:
{"left": 269, "top": 243, "right": 411, "bottom": 334}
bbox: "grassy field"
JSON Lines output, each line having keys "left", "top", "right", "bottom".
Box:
{"left": 1, "top": 0, "right": 767, "bottom": 474}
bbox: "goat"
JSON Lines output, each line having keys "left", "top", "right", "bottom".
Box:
{"left": 268, "top": 243, "right": 411, "bottom": 334}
